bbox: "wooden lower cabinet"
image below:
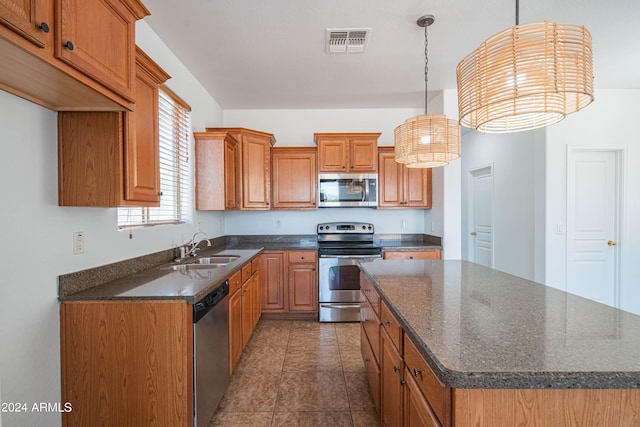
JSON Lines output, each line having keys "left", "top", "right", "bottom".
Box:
{"left": 60, "top": 300, "right": 192, "bottom": 427}
{"left": 262, "top": 250, "right": 318, "bottom": 316}
{"left": 383, "top": 249, "right": 442, "bottom": 260}
{"left": 229, "top": 284, "right": 244, "bottom": 374}
{"left": 404, "top": 367, "right": 441, "bottom": 427}
{"left": 261, "top": 251, "right": 286, "bottom": 312}
{"left": 230, "top": 259, "right": 262, "bottom": 374}
{"left": 362, "top": 324, "right": 381, "bottom": 413}
{"left": 381, "top": 327, "right": 403, "bottom": 427}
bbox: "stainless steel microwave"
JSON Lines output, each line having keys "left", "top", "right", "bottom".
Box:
{"left": 318, "top": 173, "right": 378, "bottom": 208}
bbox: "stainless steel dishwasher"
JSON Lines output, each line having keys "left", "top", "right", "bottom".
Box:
{"left": 193, "top": 280, "right": 229, "bottom": 427}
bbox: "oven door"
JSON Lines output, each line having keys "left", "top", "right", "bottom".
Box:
{"left": 318, "top": 255, "right": 379, "bottom": 322}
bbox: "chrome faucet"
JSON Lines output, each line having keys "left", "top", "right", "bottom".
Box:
{"left": 186, "top": 231, "right": 211, "bottom": 257}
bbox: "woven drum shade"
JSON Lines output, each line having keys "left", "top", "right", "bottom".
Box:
{"left": 394, "top": 114, "right": 460, "bottom": 168}
{"left": 457, "top": 21, "right": 594, "bottom": 133}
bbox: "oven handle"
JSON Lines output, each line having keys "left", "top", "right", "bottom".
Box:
{"left": 319, "top": 255, "right": 382, "bottom": 259}
{"left": 320, "top": 303, "right": 361, "bottom": 309}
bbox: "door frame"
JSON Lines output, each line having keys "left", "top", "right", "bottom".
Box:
{"left": 466, "top": 163, "right": 494, "bottom": 267}
{"left": 565, "top": 147, "right": 624, "bottom": 308}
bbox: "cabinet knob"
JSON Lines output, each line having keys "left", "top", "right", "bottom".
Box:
{"left": 400, "top": 379, "right": 406, "bottom": 385}
{"left": 384, "top": 320, "right": 390, "bottom": 326}
{"left": 301, "top": 256, "right": 304, "bottom": 260}
{"left": 64, "top": 41, "right": 75, "bottom": 50}
{"left": 413, "top": 368, "right": 422, "bottom": 377}
{"left": 471, "top": 231, "right": 477, "bottom": 236}
{"left": 608, "top": 240, "right": 617, "bottom": 246}
{"left": 409, "top": 256, "right": 414, "bottom": 259}
{"left": 158, "top": 191, "right": 163, "bottom": 197}
{"left": 393, "top": 365, "right": 399, "bottom": 373}
{"left": 38, "top": 22, "right": 50, "bottom": 33}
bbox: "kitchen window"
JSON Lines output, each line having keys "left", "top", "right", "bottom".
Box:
{"left": 118, "top": 86, "right": 192, "bottom": 228}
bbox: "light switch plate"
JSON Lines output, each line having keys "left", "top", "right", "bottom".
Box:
{"left": 73, "top": 232, "right": 84, "bottom": 255}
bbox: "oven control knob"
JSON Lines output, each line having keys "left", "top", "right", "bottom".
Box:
{"left": 319, "top": 226, "right": 324, "bottom": 230}
{"left": 362, "top": 225, "right": 366, "bottom": 229}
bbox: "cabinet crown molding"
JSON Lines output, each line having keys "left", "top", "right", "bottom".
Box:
{"left": 206, "top": 127, "right": 276, "bottom": 146}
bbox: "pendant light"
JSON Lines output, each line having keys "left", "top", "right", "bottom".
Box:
{"left": 456, "top": 0, "right": 594, "bottom": 133}
{"left": 395, "top": 15, "right": 460, "bottom": 168}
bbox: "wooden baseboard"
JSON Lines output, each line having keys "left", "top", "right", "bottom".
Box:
{"left": 261, "top": 312, "right": 318, "bottom": 320}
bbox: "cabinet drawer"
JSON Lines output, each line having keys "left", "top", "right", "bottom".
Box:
{"left": 383, "top": 250, "right": 442, "bottom": 260}
{"left": 288, "top": 251, "right": 317, "bottom": 263}
{"left": 360, "top": 272, "right": 380, "bottom": 316}
{"left": 241, "top": 263, "right": 253, "bottom": 283}
{"left": 404, "top": 336, "right": 450, "bottom": 426}
{"left": 251, "top": 256, "right": 261, "bottom": 274}
{"left": 380, "top": 302, "right": 402, "bottom": 353}
{"left": 229, "top": 271, "right": 243, "bottom": 295}
{"left": 361, "top": 296, "right": 381, "bottom": 364}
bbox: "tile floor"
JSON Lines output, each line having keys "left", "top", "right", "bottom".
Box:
{"left": 210, "top": 319, "right": 381, "bottom": 426}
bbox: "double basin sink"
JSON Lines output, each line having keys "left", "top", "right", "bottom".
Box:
{"left": 163, "top": 255, "right": 240, "bottom": 271}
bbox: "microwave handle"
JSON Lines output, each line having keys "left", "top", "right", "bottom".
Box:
{"left": 363, "top": 179, "right": 369, "bottom": 202}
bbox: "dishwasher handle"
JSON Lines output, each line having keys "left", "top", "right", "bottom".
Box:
{"left": 194, "top": 280, "right": 229, "bottom": 323}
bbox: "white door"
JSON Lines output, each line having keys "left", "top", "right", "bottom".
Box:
{"left": 567, "top": 150, "right": 619, "bottom": 306}
{"left": 468, "top": 166, "right": 493, "bottom": 267}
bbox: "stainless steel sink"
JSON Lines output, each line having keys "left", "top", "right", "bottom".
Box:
{"left": 194, "top": 256, "right": 240, "bottom": 264}
{"left": 164, "top": 264, "right": 226, "bottom": 271}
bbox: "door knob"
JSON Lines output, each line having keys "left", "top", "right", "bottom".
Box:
{"left": 470, "top": 232, "right": 477, "bottom": 236}
{"left": 608, "top": 240, "right": 617, "bottom": 246}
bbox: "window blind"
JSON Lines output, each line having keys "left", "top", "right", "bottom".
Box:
{"left": 117, "top": 88, "right": 192, "bottom": 228}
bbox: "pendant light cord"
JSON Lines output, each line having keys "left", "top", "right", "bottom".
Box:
{"left": 424, "top": 23, "right": 429, "bottom": 115}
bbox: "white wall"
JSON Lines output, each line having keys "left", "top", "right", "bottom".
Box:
{"left": 461, "top": 129, "right": 541, "bottom": 280}
{"left": 0, "top": 22, "right": 222, "bottom": 427}
{"left": 545, "top": 90, "right": 640, "bottom": 314}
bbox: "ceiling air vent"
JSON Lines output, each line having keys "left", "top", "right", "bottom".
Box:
{"left": 326, "top": 28, "right": 371, "bottom": 53}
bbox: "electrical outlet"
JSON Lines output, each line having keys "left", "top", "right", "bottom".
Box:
{"left": 275, "top": 220, "right": 281, "bottom": 230}
{"left": 401, "top": 219, "right": 406, "bottom": 229}
{"left": 73, "top": 232, "right": 84, "bottom": 255}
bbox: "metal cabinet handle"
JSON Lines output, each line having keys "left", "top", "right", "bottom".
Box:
{"left": 608, "top": 240, "right": 617, "bottom": 246}
{"left": 383, "top": 320, "right": 391, "bottom": 326}
{"left": 38, "top": 22, "right": 50, "bottom": 33}
{"left": 64, "top": 41, "right": 74, "bottom": 50}
{"left": 393, "top": 365, "right": 399, "bottom": 373}
{"left": 413, "top": 368, "right": 422, "bottom": 377}
{"left": 400, "top": 379, "right": 406, "bottom": 385}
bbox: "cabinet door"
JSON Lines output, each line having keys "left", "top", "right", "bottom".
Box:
{"left": 55, "top": 0, "right": 141, "bottom": 101}
{"left": 241, "top": 134, "right": 271, "bottom": 209}
{"left": 262, "top": 252, "right": 285, "bottom": 312}
{"left": 124, "top": 51, "right": 166, "bottom": 204}
{"left": 224, "top": 138, "right": 240, "bottom": 209}
{"left": 271, "top": 149, "right": 317, "bottom": 209}
{"left": 251, "top": 270, "right": 261, "bottom": 330}
{"left": 405, "top": 167, "right": 432, "bottom": 208}
{"left": 378, "top": 152, "right": 404, "bottom": 207}
{"left": 362, "top": 324, "right": 381, "bottom": 415}
{"left": 241, "top": 281, "right": 253, "bottom": 348}
{"left": 318, "top": 138, "right": 348, "bottom": 172}
{"left": 0, "top": 0, "right": 49, "bottom": 48}
{"left": 403, "top": 367, "right": 441, "bottom": 427}
{"left": 350, "top": 138, "right": 378, "bottom": 172}
{"left": 229, "top": 289, "right": 243, "bottom": 374}
{"left": 381, "top": 328, "right": 403, "bottom": 427}
{"left": 383, "top": 250, "right": 442, "bottom": 261}
{"left": 288, "top": 263, "right": 318, "bottom": 312}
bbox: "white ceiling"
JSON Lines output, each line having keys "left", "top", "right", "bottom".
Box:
{"left": 144, "top": 0, "right": 640, "bottom": 110}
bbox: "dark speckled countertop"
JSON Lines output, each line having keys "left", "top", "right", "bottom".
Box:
{"left": 358, "top": 259, "right": 640, "bottom": 389}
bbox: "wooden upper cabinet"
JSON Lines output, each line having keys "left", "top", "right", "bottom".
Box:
{"left": 0, "top": 0, "right": 49, "bottom": 48}
{"left": 58, "top": 47, "right": 170, "bottom": 207}
{"left": 0, "top": 0, "right": 148, "bottom": 111}
{"left": 315, "top": 133, "right": 380, "bottom": 173}
{"left": 271, "top": 148, "right": 317, "bottom": 210}
{"left": 205, "top": 128, "right": 276, "bottom": 210}
{"left": 55, "top": 0, "right": 148, "bottom": 102}
{"left": 125, "top": 47, "right": 170, "bottom": 203}
{"left": 378, "top": 148, "right": 432, "bottom": 209}
{"left": 194, "top": 131, "right": 240, "bottom": 210}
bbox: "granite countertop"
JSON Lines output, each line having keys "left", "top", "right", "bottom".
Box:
{"left": 358, "top": 259, "right": 640, "bottom": 389}
{"left": 60, "top": 248, "right": 262, "bottom": 304}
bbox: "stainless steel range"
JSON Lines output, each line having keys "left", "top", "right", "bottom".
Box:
{"left": 317, "top": 222, "right": 382, "bottom": 322}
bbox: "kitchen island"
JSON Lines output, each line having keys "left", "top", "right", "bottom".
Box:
{"left": 359, "top": 259, "right": 640, "bottom": 426}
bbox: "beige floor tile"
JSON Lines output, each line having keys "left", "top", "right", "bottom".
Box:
{"left": 345, "top": 371, "right": 377, "bottom": 411}
{"left": 209, "top": 410, "right": 273, "bottom": 427}
{"left": 235, "top": 342, "right": 287, "bottom": 372}
{"left": 218, "top": 371, "right": 281, "bottom": 412}
{"left": 283, "top": 343, "right": 342, "bottom": 372}
{"left": 351, "top": 410, "right": 381, "bottom": 427}
{"left": 340, "top": 346, "right": 366, "bottom": 372}
{"left": 288, "top": 326, "right": 338, "bottom": 347}
{"left": 335, "top": 322, "right": 362, "bottom": 349}
{"left": 271, "top": 411, "right": 353, "bottom": 426}
{"left": 275, "top": 371, "right": 350, "bottom": 411}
